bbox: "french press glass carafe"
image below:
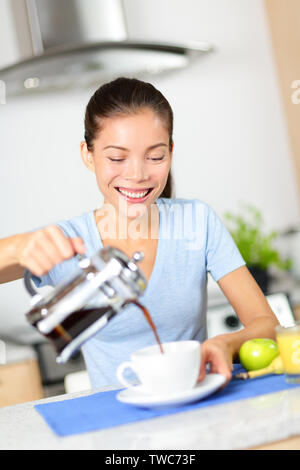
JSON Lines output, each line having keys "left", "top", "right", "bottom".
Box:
{"left": 24, "top": 247, "right": 146, "bottom": 363}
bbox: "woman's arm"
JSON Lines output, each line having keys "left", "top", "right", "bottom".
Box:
{"left": 0, "top": 234, "right": 29, "bottom": 283}
{"left": 216, "top": 265, "right": 279, "bottom": 353}
{"left": 0, "top": 229, "right": 86, "bottom": 284}
{"left": 199, "top": 266, "right": 279, "bottom": 384}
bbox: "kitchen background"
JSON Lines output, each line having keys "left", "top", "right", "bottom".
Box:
{"left": 0, "top": 0, "right": 299, "bottom": 404}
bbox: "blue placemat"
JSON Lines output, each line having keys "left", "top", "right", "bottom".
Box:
{"left": 35, "top": 365, "right": 300, "bottom": 437}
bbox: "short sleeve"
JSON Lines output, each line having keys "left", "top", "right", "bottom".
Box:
{"left": 32, "top": 272, "right": 54, "bottom": 288}
{"left": 206, "top": 205, "right": 245, "bottom": 282}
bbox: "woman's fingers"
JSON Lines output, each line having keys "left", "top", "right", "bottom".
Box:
{"left": 44, "top": 226, "right": 85, "bottom": 259}
{"left": 17, "top": 225, "right": 86, "bottom": 277}
{"left": 70, "top": 237, "right": 86, "bottom": 255}
{"left": 198, "top": 348, "right": 208, "bottom": 382}
{"left": 198, "top": 339, "right": 233, "bottom": 386}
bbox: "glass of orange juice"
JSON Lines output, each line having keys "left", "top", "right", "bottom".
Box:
{"left": 275, "top": 321, "right": 300, "bottom": 384}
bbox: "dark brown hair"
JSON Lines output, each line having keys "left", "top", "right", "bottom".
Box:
{"left": 84, "top": 77, "right": 174, "bottom": 198}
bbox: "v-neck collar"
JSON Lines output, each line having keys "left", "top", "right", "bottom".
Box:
{"left": 87, "top": 199, "right": 165, "bottom": 293}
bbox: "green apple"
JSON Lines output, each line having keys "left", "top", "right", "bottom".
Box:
{"left": 239, "top": 338, "right": 279, "bottom": 371}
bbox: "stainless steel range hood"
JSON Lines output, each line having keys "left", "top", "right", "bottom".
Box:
{"left": 0, "top": 0, "right": 212, "bottom": 95}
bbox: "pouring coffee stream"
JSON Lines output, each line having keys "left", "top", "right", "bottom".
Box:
{"left": 131, "top": 300, "right": 164, "bottom": 354}
{"left": 24, "top": 247, "right": 164, "bottom": 363}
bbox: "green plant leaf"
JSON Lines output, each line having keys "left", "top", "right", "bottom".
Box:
{"left": 224, "top": 204, "right": 291, "bottom": 271}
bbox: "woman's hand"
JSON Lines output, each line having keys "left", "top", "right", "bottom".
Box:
{"left": 198, "top": 336, "right": 234, "bottom": 387}
{"left": 15, "top": 226, "right": 86, "bottom": 277}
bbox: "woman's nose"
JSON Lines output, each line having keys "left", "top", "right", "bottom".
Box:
{"left": 125, "top": 158, "right": 149, "bottom": 182}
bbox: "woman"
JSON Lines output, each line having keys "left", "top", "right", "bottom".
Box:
{"left": 0, "top": 77, "right": 279, "bottom": 389}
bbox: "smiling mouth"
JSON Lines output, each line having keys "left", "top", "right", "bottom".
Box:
{"left": 115, "top": 187, "right": 154, "bottom": 199}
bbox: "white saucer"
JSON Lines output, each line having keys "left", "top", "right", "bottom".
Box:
{"left": 116, "top": 374, "right": 226, "bottom": 409}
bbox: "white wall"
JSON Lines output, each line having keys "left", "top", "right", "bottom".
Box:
{"left": 123, "top": 0, "right": 299, "bottom": 228}
{"left": 0, "top": 0, "right": 299, "bottom": 335}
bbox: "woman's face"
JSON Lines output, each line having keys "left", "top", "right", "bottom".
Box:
{"left": 81, "top": 108, "right": 172, "bottom": 219}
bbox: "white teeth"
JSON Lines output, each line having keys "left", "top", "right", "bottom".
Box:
{"left": 118, "top": 188, "right": 150, "bottom": 198}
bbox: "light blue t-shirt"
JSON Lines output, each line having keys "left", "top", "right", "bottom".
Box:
{"left": 32, "top": 198, "right": 245, "bottom": 388}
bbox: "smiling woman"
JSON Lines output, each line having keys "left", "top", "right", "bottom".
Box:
{"left": 79, "top": 78, "right": 175, "bottom": 241}
{"left": 83, "top": 77, "right": 174, "bottom": 202}
{"left": 0, "top": 76, "right": 279, "bottom": 391}
{"left": 81, "top": 108, "right": 172, "bottom": 218}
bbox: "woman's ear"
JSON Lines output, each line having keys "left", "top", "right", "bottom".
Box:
{"left": 170, "top": 141, "right": 174, "bottom": 161}
{"left": 80, "top": 141, "right": 95, "bottom": 173}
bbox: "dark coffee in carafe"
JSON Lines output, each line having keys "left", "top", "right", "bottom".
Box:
{"left": 24, "top": 247, "right": 157, "bottom": 363}
{"left": 27, "top": 301, "right": 164, "bottom": 358}
{"left": 27, "top": 304, "right": 117, "bottom": 357}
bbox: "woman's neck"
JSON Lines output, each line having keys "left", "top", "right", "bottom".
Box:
{"left": 94, "top": 201, "right": 159, "bottom": 242}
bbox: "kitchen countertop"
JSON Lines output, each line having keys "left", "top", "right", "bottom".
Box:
{"left": 1, "top": 271, "right": 299, "bottom": 450}
{"left": 1, "top": 383, "right": 300, "bottom": 450}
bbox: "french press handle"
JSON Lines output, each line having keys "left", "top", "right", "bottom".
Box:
{"left": 23, "top": 269, "right": 38, "bottom": 297}
{"left": 23, "top": 254, "right": 87, "bottom": 297}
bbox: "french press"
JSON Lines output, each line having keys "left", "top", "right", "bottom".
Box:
{"left": 24, "top": 247, "right": 146, "bottom": 363}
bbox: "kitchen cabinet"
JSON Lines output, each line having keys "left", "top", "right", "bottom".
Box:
{"left": 264, "top": 0, "right": 300, "bottom": 207}
{"left": 0, "top": 358, "right": 44, "bottom": 407}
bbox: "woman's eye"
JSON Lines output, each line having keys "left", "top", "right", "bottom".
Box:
{"left": 108, "top": 158, "right": 125, "bottom": 162}
{"left": 107, "top": 156, "right": 165, "bottom": 162}
{"left": 148, "top": 156, "right": 165, "bottom": 161}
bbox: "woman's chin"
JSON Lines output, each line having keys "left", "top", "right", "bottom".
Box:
{"left": 120, "top": 204, "right": 149, "bottom": 220}
{"left": 116, "top": 195, "right": 155, "bottom": 216}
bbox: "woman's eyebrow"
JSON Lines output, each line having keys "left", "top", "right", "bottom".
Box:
{"left": 102, "top": 143, "right": 168, "bottom": 151}
{"left": 147, "top": 143, "right": 168, "bottom": 150}
{"left": 103, "top": 145, "right": 128, "bottom": 151}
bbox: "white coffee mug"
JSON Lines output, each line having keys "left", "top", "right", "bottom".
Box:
{"left": 116, "top": 340, "right": 201, "bottom": 395}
